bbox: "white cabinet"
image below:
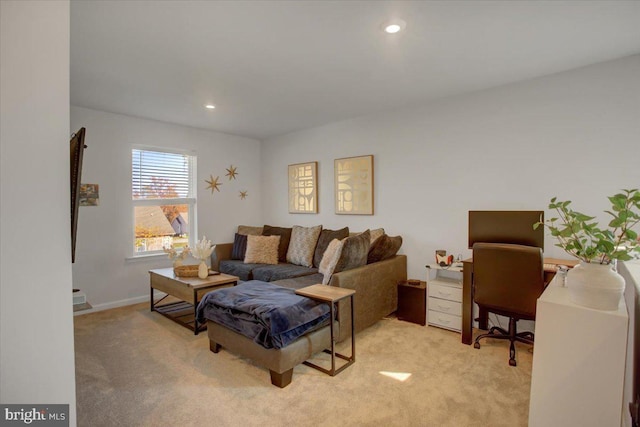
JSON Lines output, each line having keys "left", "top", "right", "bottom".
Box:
{"left": 528, "top": 282, "right": 628, "bottom": 427}
{"left": 426, "top": 264, "right": 463, "bottom": 332}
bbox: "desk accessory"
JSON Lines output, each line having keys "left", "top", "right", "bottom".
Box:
{"left": 435, "top": 250, "right": 453, "bottom": 267}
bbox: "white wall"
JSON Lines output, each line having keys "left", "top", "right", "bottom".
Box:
{"left": 70, "top": 107, "right": 262, "bottom": 308}
{"left": 0, "top": 0, "right": 77, "bottom": 423}
{"left": 261, "top": 55, "right": 640, "bottom": 282}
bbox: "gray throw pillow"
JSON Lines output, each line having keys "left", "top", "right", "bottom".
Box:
{"left": 313, "top": 227, "right": 350, "bottom": 268}
{"left": 262, "top": 225, "right": 292, "bottom": 262}
{"left": 367, "top": 234, "right": 403, "bottom": 264}
{"left": 231, "top": 233, "right": 248, "bottom": 260}
{"left": 286, "top": 225, "right": 322, "bottom": 267}
{"left": 334, "top": 230, "right": 371, "bottom": 273}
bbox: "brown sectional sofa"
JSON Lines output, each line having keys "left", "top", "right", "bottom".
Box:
{"left": 211, "top": 243, "right": 407, "bottom": 341}
{"left": 206, "top": 226, "right": 407, "bottom": 386}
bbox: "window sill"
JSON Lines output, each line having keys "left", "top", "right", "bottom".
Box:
{"left": 125, "top": 253, "right": 168, "bottom": 263}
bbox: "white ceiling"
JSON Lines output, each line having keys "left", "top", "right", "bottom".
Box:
{"left": 71, "top": 1, "right": 640, "bottom": 140}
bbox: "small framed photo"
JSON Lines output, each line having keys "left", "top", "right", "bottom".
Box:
{"left": 79, "top": 183, "right": 99, "bottom": 206}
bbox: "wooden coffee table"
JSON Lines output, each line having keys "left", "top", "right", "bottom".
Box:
{"left": 149, "top": 268, "right": 239, "bottom": 335}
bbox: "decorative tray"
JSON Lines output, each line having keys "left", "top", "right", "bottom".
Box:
{"left": 173, "top": 265, "right": 220, "bottom": 277}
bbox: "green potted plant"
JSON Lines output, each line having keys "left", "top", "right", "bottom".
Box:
{"left": 534, "top": 188, "right": 640, "bottom": 310}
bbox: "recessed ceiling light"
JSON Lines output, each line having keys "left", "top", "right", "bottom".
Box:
{"left": 205, "top": 104, "right": 215, "bottom": 110}
{"left": 383, "top": 19, "right": 406, "bottom": 34}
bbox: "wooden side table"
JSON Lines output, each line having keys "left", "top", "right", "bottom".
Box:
{"left": 295, "top": 284, "right": 356, "bottom": 376}
{"left": 397, "top": 280, "right": 426, "bottom": 325}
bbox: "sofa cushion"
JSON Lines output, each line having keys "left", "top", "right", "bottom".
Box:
{"left": 219, "top": 260, "right": 262, "bottom": 281}
{"left": 262, "top": 225, "right": 292, "bottom": 262}
{"left": 231, "top": 233, "right": 248, "bottom": 260}
{"left": 318, "top": 238, "right": 345, "bottom": 285}
{"left": 286, "top": 225, "right": 322, "bottom": 267}
{"left": 245, "top": 235, "right": 279, "bottom": 265}
{"left": 313, "top": 227, "right": 350, "bottom": 268}
{"left": 238, "top": 225, "right": 263, "bottom": 236}
{"left": 252, "top": 263, "right": 318, "bottom": 282}
{"left": 334, "top": 230, "right": 371, "bottom": 273}
{"left": 368, "top": 234, "right": 403, "bottom": 264}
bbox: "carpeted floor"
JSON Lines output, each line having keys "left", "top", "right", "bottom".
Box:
{"left": 74, "top": 303, "right": 533, "bottom": 427}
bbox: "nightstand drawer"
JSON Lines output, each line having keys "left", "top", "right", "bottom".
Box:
{"left": 428, "top": 310, "right": 461, "bottom": 331}
{"left": 428, "top": 297, "right": 460, "bottom": 315}
{"left": 429, "top": 282, "right": 462, "bottom": 302}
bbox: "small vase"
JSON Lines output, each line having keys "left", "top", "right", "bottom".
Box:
{"left": 566, "top": 262, "right": 625, "bottom": 310}
{"left": 198, "top": 260, "right": 208, "bottom": 279}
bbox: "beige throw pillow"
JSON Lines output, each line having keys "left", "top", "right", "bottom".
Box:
{"left": 369, "top": 228, "right": 385, "bottom": 244}
{"left": 244, "top": 235, "right": 280, "bottom": 265}
{"left": 319, "top": 238, "right": 345, "bottom": 285}
{"left": 286, "top": 225, "right": 322, "bottom": 267}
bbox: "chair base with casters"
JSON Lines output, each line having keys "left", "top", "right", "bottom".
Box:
{"left": 473, "top": 317, "right": 534, "bottom": 366}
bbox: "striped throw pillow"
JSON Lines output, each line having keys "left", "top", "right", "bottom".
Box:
{"left": 286, "top": 225, "right": 322, "bottom": 267}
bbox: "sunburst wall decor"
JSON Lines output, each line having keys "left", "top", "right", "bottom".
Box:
{"left": 225, "top": 165, "right": 238, "bottom": 180}
{"left": 205, "top": 175, "right": 222, "bottom": 194}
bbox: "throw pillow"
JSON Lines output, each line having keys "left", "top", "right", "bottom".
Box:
{"left": 231, "top": 233, "right": 248, "bottom": 260}
{"left": 319, "top": 238, "right": 345, "bottom": 285}
{"left": 244, "top": 235, "right": 279, "bottom": 265}
{"left": 313, "top": 227, "right": 350, "bottom": 268}
{"left": 334, "top": 230, "right": 371, "bottom": 273}
{"left": 262, "top": 225, "right": 292, "bottom": 262}
{"left": 287, "top": 225, "right": 322, "bottom": 267}
{"left": 367, "top": 234, "right": 403, "bottom": 264}
{"left": 237, "top": 225, "right": 263, "bottom": 236}
{"left": 369, "top": 228, "right": 385, "bottom": 244}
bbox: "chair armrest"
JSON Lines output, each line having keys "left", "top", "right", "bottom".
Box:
{"left": 211, "top": 243, "right": 233, "bottom": 271}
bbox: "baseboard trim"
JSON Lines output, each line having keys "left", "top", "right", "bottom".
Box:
{"left": 73, "top": 292, "right": 167, "bottom": 316}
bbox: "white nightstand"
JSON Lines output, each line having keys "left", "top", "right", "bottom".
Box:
{"left": 426, "top": 264, "right": 463, "bottom": 332}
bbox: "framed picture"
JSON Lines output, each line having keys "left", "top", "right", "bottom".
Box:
{"left": 334, "top": 155, "right": 374, "bottom": 215}
{"left": 288, "top": 162, "right": 318, "bottom": 213}
{"left": 79, "top": 183, "right": 99, "bottom": 206}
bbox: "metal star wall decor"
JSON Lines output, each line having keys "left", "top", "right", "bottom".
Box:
{"left": 205, "top": 175, "right": 222, "bottom": 194}
{"left": 239, "top": 190, "right": 248, "bottom": 200}
{"left": 225, "top": 165, "right": 238, "bottom": 180}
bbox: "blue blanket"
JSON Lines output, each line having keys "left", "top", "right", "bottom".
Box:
{"left": 196, "top": 281, "right": 331, "bottom": 349}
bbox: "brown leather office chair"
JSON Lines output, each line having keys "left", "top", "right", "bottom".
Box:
{"left": 472, "top": 242, "right": 545, "bottom": 366}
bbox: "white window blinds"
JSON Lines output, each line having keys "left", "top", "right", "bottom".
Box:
{"left": 132, "top": 149, "right": 194, "bottom": 199}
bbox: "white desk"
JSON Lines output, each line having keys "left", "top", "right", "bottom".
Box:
{"left": 528, "top": 278, "right": 628, "bottom": 427}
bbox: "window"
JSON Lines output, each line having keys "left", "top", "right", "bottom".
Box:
{"left": 132, "top": 148, "right": 196, "bottom": 256}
